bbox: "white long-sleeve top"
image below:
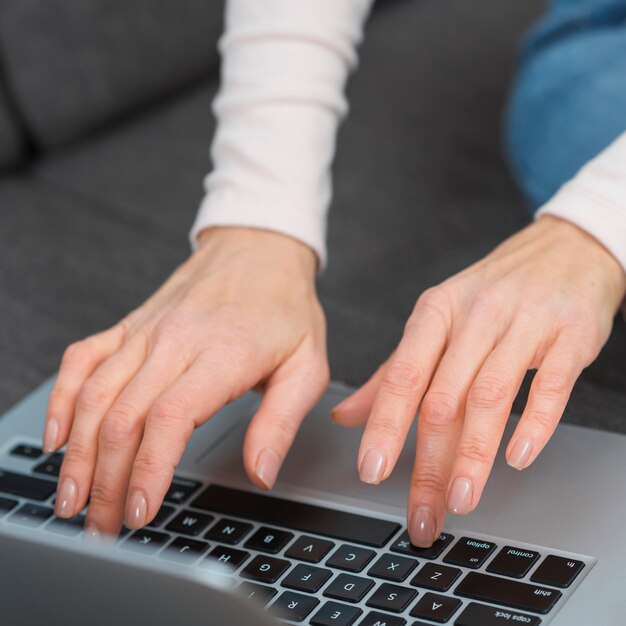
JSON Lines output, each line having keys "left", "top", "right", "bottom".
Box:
{"left": 190, "top": 0, "right": 626, "bottom": 276}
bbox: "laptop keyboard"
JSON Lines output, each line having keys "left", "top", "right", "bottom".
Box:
{"left": 0, "top": 442, "right": 593, "bottom": 625}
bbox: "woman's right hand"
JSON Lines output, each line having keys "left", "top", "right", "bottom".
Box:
{"left": 44, "top": 226, "right": 329, "bottom": 538}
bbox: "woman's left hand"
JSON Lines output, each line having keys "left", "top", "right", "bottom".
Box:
{"left": 332, "top": 215, "right": 626, "bottom": 547}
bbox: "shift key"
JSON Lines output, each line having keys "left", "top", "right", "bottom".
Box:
{"left": 455, "top": 572, "right": 561, "bottom": 614}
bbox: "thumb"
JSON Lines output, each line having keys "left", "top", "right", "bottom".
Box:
{"left": 243, "top": 341, "right": 329, "bottom": 490}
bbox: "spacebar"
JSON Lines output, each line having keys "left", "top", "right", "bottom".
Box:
{"left": 191, "top": 484, "right": 401, "bottom": 548}
{"left": 455, "top": 572, "right": 562, "bottom": 614}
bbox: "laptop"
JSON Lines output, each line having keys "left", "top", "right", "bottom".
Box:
{"left": 0, "top": 377, "right": 624, "bottom": 625}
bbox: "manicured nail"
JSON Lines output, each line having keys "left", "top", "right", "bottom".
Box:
{"left": 359, "top": 447, "right": 386, "bottom": 485}
{"left": 43, "top": 418, "right": 59, "bottom": 453}
{"left": 448, "top": 477, "right": 473, "bottom": 514}
{"left": 255, "top": 448, "right": 281, "bottom": 490}
{"left": 125, "top": 492, "right": 147, "bottom": 528}
{"left": 55, "top": 477, "right": 77, "bottom": 518}
{"left": 84, "top": 525, "right": 101, "bottom": 543}
{"left": 508, "top": 438, "right": 533, "bottom": 470}
{"left": 409, "top": 506, "right": 436, "bottom": 547}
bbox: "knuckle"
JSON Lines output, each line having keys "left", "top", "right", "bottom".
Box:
{"left": 99, "top": 404, "right": 143, "bottom": 446}
{"left": 369, "top": 416, "right": 405, "bottom": 442}
{"left": 382, "top": 360, "right": 424, "bottom": 396}
{"left": 149, "top": 396, "right": 187, "bottom": 425}
{"left": 412, "top": 287, "right": 449, "bottom": 327}
{"left": 78, "top": 375, "right": 111, "bottom": 413}
{"left": 468, "top": 374, "right": 511, "bottom": 408}
{"left": 534, "top": 370, "right": 570, "bottom": 397}
{"left": 420, "top": 390, "right": 460, "bottom": 428}
{"left": 89, "top": 481, "right": 120, "bottom": 508}
{"left": 133, "top": 453, "right": 175, "bottom": 482}
{"left": 525, "top": 408, "right": 556, "bottom": 432}
{"left": 62, "top": 440, "right": 93, "bottom": 468}
{"left": 411, "top": 468, "right": 448, "bottom": 494}
{"left": 61, "top": 341, "right": 88, "bottom": 368}
{"left": 471, "top": 286, "right": 504, "bottom": 312}
{"left": 457, "top": 435, "right": 492, "bottom": 465}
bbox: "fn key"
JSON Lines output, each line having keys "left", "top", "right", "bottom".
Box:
{"left": 531, "top": 555, "right": 585, "bottom": 588}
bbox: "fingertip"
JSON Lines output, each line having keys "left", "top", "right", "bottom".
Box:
{"left": 254, "top": 447, "right": 282, "bottom": 490}
{"left": 42, "top": 417, "right": 60, "bottom": 453}
{"left": 506, "top": 437, "right": 534, "bottom": 471}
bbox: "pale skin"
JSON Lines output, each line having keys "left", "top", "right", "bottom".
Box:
{"left": 44, "top": 216, "right": 626, "bottom": 546}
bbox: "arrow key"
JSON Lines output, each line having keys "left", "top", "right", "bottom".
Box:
{"left": 410, "top": 592, "right": 461, "bottom": 623}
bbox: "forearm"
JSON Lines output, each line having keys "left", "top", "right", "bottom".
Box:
{"left": 191, "top": 0, "right": 374, "bottom": 270}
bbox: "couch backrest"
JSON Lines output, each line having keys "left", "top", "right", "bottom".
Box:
{"left": 0, "top": 0, "right": 224, "bottom": 149}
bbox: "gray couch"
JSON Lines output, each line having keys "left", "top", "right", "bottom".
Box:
{"left": 1, "top": 0, "right": 625, "bottom": 434}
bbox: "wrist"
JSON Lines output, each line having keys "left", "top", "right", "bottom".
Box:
{"left": 195, "top": 226, "right": 318, "bottom": 282}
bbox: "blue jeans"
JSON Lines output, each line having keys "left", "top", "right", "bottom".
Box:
{"left": 506, "top": 0, "right": 626, "bottom": 209}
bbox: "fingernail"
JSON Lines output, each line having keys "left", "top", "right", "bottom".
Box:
{"left": 55, "top": 477, "right": 77, "bottom": 518}
{"left": 84, "top": 525, "right": 101, "bottom": 543}
{"left": 409, "top": 506, "right": 436, "bottom": 547}
{"left": 255, "top": 448, "right": 281, "bottom": 490}
{"left": 125, "top": 492, "right": 147, "bottom": 528}
{"left": 330, "top": 397, "right": 353, "bottom": 417}
{"left": 508, "top": 438, "right": 533, "bottom": 470}
{"left": 359, "top": 447, "right": 386, "bottom": 485}
{"left": 448, "top": 477, "right": 473, "bottom": 514}
{"left": 43, "top": 418, "right": 59, "bottom": 453}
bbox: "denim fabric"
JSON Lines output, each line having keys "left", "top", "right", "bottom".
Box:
{"left": 506, "top": 0, "right": 626, "bottom": 209}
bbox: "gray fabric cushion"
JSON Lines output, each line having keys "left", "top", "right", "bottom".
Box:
{"left": 0, "top": 0, "right": 224, "bottom": 148}
{"left": 0, "top": 84, "right": 25, "bottom": 169}
{"left": 2, "top": 0, "right": 625, "bottom": 434}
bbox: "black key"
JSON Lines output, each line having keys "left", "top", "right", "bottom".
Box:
{"left": 390, "top": 531, "right": 454, "bottom": 560}
{"left": 32, "top": 453, "right": 64, "bottom": 478}
{"left": 147, "top": 504, "right": 176, "bottom": 529}
{"left": 122, "top": 529, "right": 171, "bottom": 555}
{"left": 443, "top": 537, "right": 497, "bottom": 569}
{"left": 455, "top": 572, "right": 562, "bottom": 614}
{"left": 9, "top": 503, "right": 53, "bottom": 527}
{"left": 530, "top": 555, "right": 585, "bottom": 588}
{"left": 245, "top": 526, "right": 293, "bottom": 554}
{"left": 240, "top": 555, "right": 290, "bottom": 584}
{"left": 410, "top": 592, "right": 461, "bottom": 623}
{"left": 202, "top": 546, "right": 250, "bottom": 572}
{"left": 368, "top": 554, "right": 418, "bottom": 582}
{"left": 285, "top": 535, "right": 335, "bottom": 563}
{"left": 191, "top": 484, "right": 401, "bottom": 548}
{"left": 410, "top": 563, "right": 461, "bottom": 592}
{"left": 454, "top": 602, "right": 542, "bottom": 626}
{"left": 205, "top": 518, "right": 253, "bottom": 545}
{"left": 327, "top": 545, "right": 376, "bottom": 572}
{"left": 311, "top": 601, "right": 363, "bottom": 626}
{"left": 324, "top": 573, "right": 375, "bottom": 603}
{"left": 45, "top": 514, "right": 85, "bottom": 537}
{"left": 164, "top": 477, "right": 202, "bottom": 505}
{"left": 358, "top": 611, "right": 407, "bottom": 626}
{"left": 239, "top": 582, "right": 278, "bottom": 607}
{"left": 487, "top": 546, "right": 541, "bottom": 579}
{"left": 165, "top": 510, "right": 213, "bottom": 536}
{"left": 270, "top": 591, "right": 319, "bottom": 622}
{"left": 366, "top": 583, "right": 417, "bottom": 613}
{"left": 0, "top": 496, "right": 18, "bottom": 517}
{"left": 11, "top": 444, "right": 43, "bottom": 459}
{"left": 0, "top": 469, "right": 56, "bottom": 501}
{"left": 160, "top": 537, "right": 209, "bottom": 563}
{"left": 281, "top": 563, "right": 332, "bottom": 593}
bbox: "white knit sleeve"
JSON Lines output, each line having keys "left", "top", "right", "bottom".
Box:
{"left": 537, "top": 132, "right": 626, "bottom": 275}
{"left": 190, "top": 0, "right": 374, "bottom": 270}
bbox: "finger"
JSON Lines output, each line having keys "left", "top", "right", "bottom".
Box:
{"left": 44, "top": 324, "right": 125, "bottom": 452}
{"left": 124, "top": 350, "right": 260, "bottom": 529}
{"left": 445, "top": 329, "right": 538, "bottom": 518}
{"left": 357, "top": 292, "right": 449, "bottom": 485}
{"left": 85, "top": 343, "right": 191, "bottom": 536}
{"left": 243, "top": 340, "right": 330, "bottom": 490}
{"left": 506, "top": 331, "right": 588, "bottom": 470}
{"left": 407, "top": 317, "right": 500, "bottom": 547}
{"left": 55, "top": 335, "right": 147, "bottom": 519}
{"left": 331, "top": 358, "right": 389, "bottom": 428}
